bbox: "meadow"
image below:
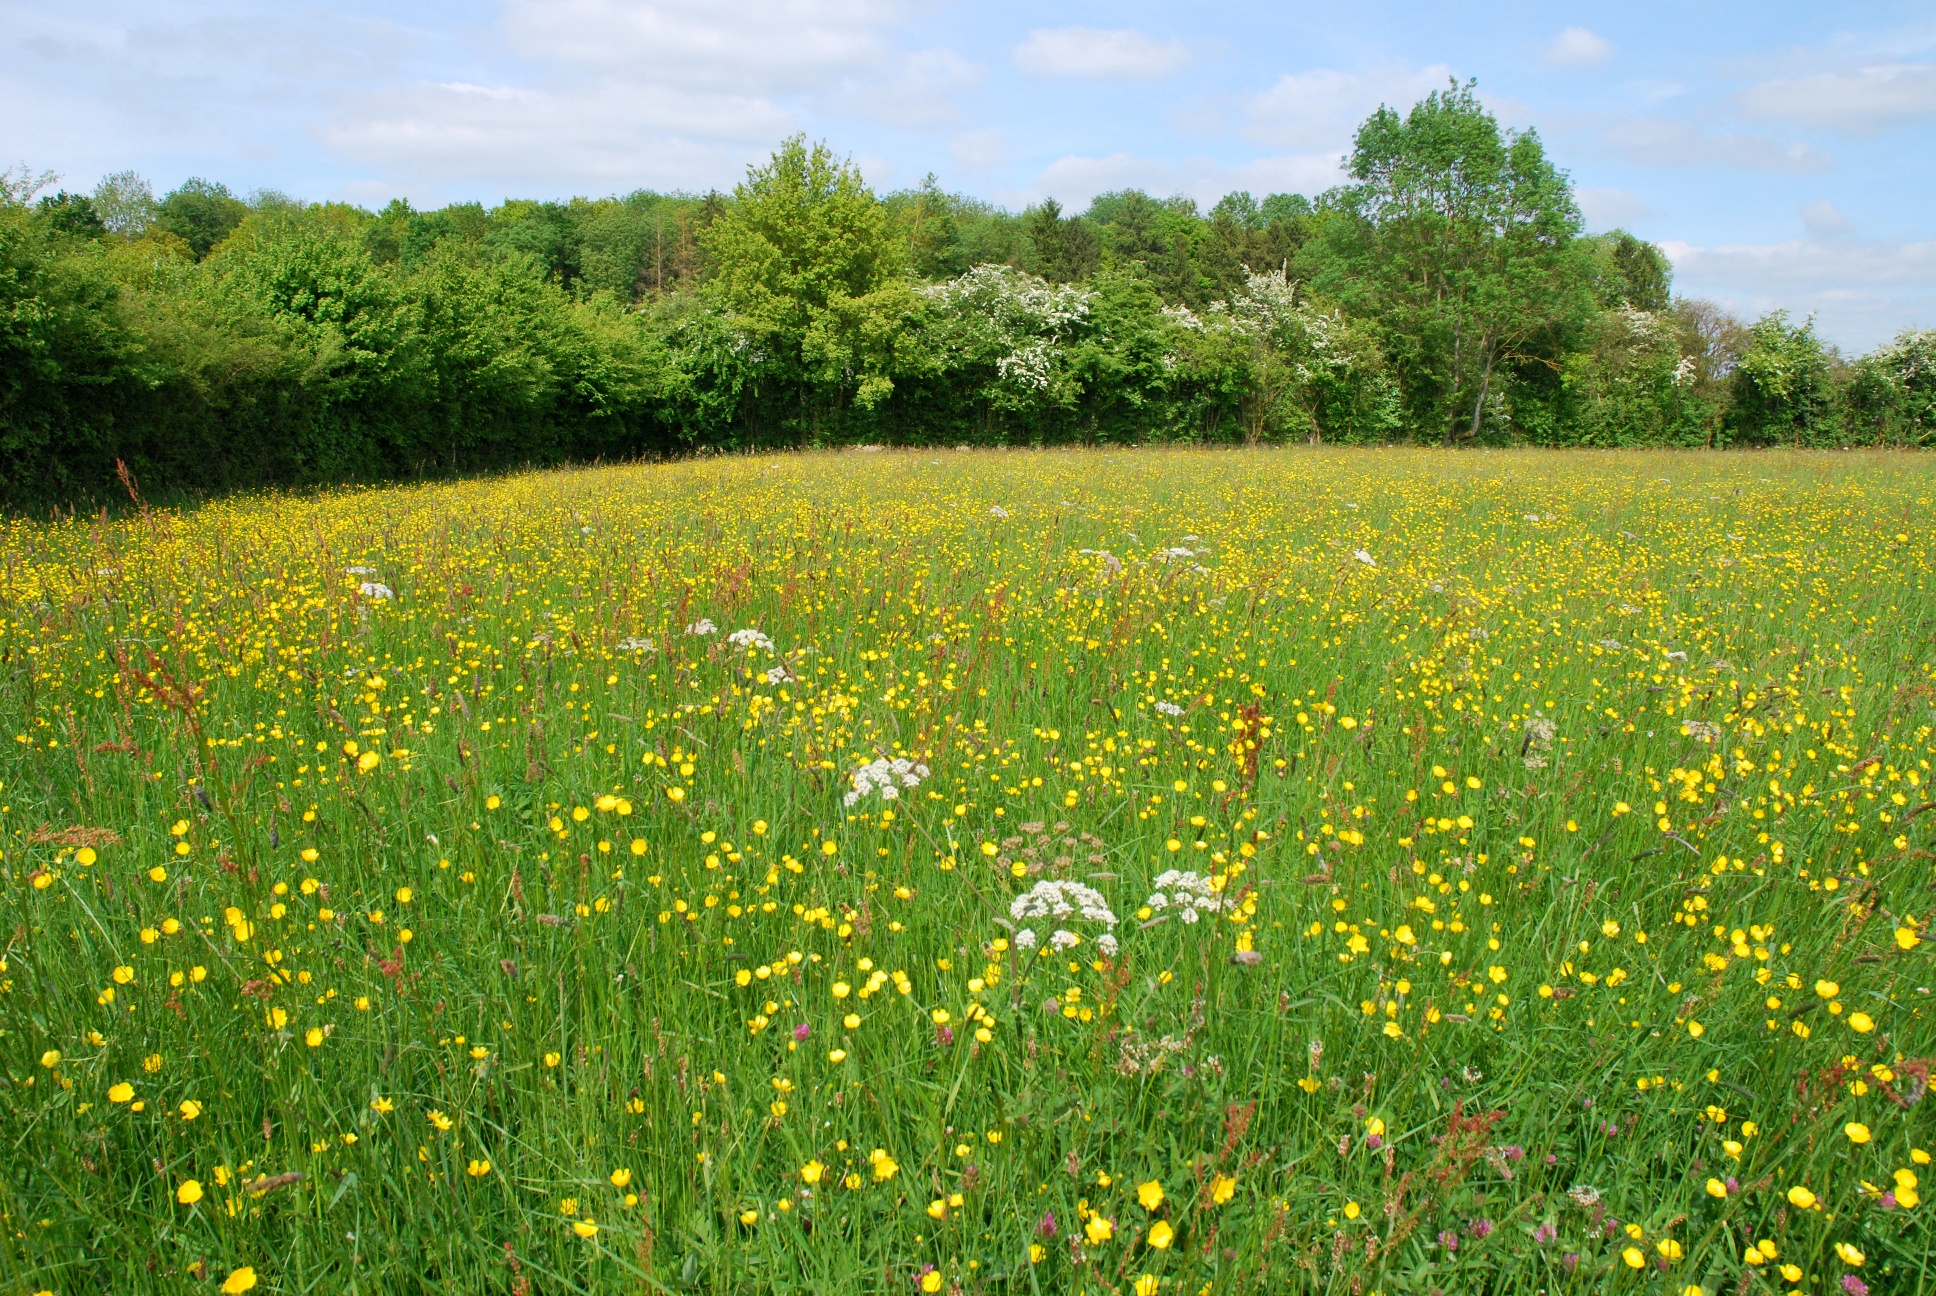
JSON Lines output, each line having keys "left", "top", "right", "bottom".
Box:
{"left": 0, "top": 446, "right": 1931, "bottom": 1296}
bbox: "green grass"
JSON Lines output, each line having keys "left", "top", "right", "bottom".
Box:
{"left": 0, "top": 446, "right": 1932, "bottom": 1295}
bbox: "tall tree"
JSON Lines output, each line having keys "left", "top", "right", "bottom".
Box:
{"left": 155, "top": 178, "right": 249, "bottom": 259}
{"left": 702, "top": 136, "right": 916, "bottom": 424}
{"left": 1319, "top": 80, "right": 1592, "bottom": 443}
{"left": 91, "top": 171, "right": 156, "bottom": 236}
{"left": 1022, "top": 200, "right": 1100, "bottom": 284}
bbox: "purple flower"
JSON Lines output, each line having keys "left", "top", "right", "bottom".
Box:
{"left": 1582, "top": 1098, "right": 1593, "bottom": 1110}
{"left": 1882, "top": 1190, "right": 1900, "bottom": 1209}
{"left": 1504, "top": 1145, "right": 1525, "bottom": 1162}
{"left": 1467, "top": 1218, "right": 1494, "bottom": 1239}
{"left": 1037, "top": 1211, "right": 1058, "bottom": 1238}
{"left": 1726, "top": 1177, "right": 1740, "bottom": 1195}
{"left": 1366, "top": 1134, "right": 1384, "bottom": 1150}
{"left": 1603, "top": 1122, "right": 1619, "bottom": 1136}
{"left": 1436, "top": 1230, "right": 1459, "bottom": 1252}
{"left": 1545, "top": 1153, "right": 1559, "bottom": 1165}
{"left": 1604, "top": 1220, "right": 1620, "bottom": 1239}
{"left": 1842, "top": 1276, "right": 1870, "bottom": 1296}
{"left": 937, "top": 1025, "right": 955, "bottom": 1046}
{"left": 1562, "top": 1252, "right": 1580, "bottom": 1272}
{"left": 1534, "top": 1223, "right": 1557, "bottom": 1245}
{"left": 793, "top": 1022, "right": 812, "bottom": 1042}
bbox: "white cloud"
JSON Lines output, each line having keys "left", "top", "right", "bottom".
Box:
{"left": 1602, "top": 118, "right": 1833, "bottom": 172}
{"left": 1035, "top": 151, "right": 1344, "bottom": 210}
{"left": 841, "top": 46, "right": 984, "bottom": 130}
{"left": 499, "top": 0, "right": 913, "bottom": 96}
{"left": 1012, "top": 27, "right": 1189, "bottom": 81}
{"left": 325, "top": 0, "right": 982, "bottom": 195}
{"left": 1663, "top": 234, "right": 1936, "bottom": 349}
{"left": 1244, "top": 63, "right": 1454, "bottom": 152}
{"left": 1546, "top": 27, "right": 1613, "bottom": 68}
{"left": 1799, "top": 200, "right": 1850, "bottom": 237}
{"left": 1738, "top": 62, "right": 1936, "bottom": 135}
{"left": 1576, "top": 186, "right": 1653, "bottom": 230}
{"left": 325, "top": 78, "right": 795, "bottom": 194}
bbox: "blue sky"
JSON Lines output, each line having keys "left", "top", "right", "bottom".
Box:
{"left": 5, "top": 0, "right": 1934, "bottom": 349}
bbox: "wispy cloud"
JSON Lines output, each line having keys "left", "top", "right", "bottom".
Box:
{"left": 1601, "top": 118, "right": 1832, "bottom": 172}
{"left": 1576, "top": 186, "right": 1653, "bottom": 230}
{"left": 1012, "top": 27, "right": 1189, "bottom": 81}
{"left": 1737, "top": 62, "right": 1936, "bottom": 135}
{"left": 1664, "top": 232, "right": 1936, "bottom": 347}
{"left": 1244, "top": 63, "right": 1455, "bottom": 152}
{"left": 1546, "top": 27, "right": 1613, "bottom": 69}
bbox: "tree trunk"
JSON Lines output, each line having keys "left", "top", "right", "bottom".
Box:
{"left": 1466, "top": 342, "right": 1496, "bottom": 443}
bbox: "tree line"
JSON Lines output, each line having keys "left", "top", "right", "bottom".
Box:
{"left": 3, "top": 83, "right": 1931, "bottom": 507}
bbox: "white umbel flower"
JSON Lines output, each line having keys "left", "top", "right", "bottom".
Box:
{"left": 845, "top": 757, "right": 930, "bottom": 807}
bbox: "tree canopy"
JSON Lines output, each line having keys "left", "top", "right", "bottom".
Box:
{"left": 0, "top": 87, "right": 1927, "bottom": 506}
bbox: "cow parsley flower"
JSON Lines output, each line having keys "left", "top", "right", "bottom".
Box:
{"left": 1154, "top": 700, "right": 1185, "bottom": 717}
{"left": 1009, "top": 879, "right": 1117, "bottom": 928}
{"left": 727, "top": 628, "right": 774, "bottom": 652}
{"left": 617, "top": 636, "right": 655, "bottom": 653}
{"left": 845, "top": 757, "right": 929, "bottom": 806}
{"left": 1144, "top": 870, "right": 1225, "bottom": 924}
{"left": 685, "top": 618, "right": 717, "bottom": 636}
{"left": 360, "top": 582, "right": 395, "bottom": 600}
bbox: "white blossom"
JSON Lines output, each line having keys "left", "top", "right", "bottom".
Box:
{"left": 1096, "top": 933, "right": 1119, "bottom": 957}
{"left": 1154, "top": 700, "right": 1185, "bottom": 718}
{"left": 989, "top": 505, "right": 1009, "bottom": 519}
{"left": 1049, "top": 929, "right": 1081, "bottom": 951}
{"left": 1008, "top": 879, "right": 1117, "bottom": 928}
{"left": 1352, "top": 549, "right": 1376, "bottom": 567}
{"left": 844, "top": 757, "right": 930, "bottom": 807}
{"left": 685, "top": 618, "right": 717, "bottom": 636}
{"left": 1013, "top": 929, "right": 1038, "bottom": 950}
{"left": 617, "top": 636, "right": 655, "bottom": 653}
{"left": 1143, "top": 870, "right": 1225, "bottom": 923}
{"left": 727, "top": 628, "right": 774, "bottom": 652}
{"left": 359, "top": 582, "right": 394, "bottom": 600}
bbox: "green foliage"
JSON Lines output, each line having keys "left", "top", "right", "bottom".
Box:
{"left": 702, "top": 136, "right": 917, "bottom": 430}
{"left": 1319, "top": 80, "right": 1597, "bottom": 446}
{"left": 155, "top": 178, "right": 251, "bottom": 260}
{"left": 1556, "top": 305, "right": 1707, "bottom": 446}
{"left": 1848, "top": 328, "right": 1936, "bottom": 446}
{"left": 0, "top": 87, "right": 1922, "bottom": 507}
{"left": 91, "top": 169, "right": 157, "bottom": 236}
{"left": 1727, "top": 311, "right": 1838, "bottom": 446}
{"left": 37, "top": 191, "right": 106, "bottom": 239}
